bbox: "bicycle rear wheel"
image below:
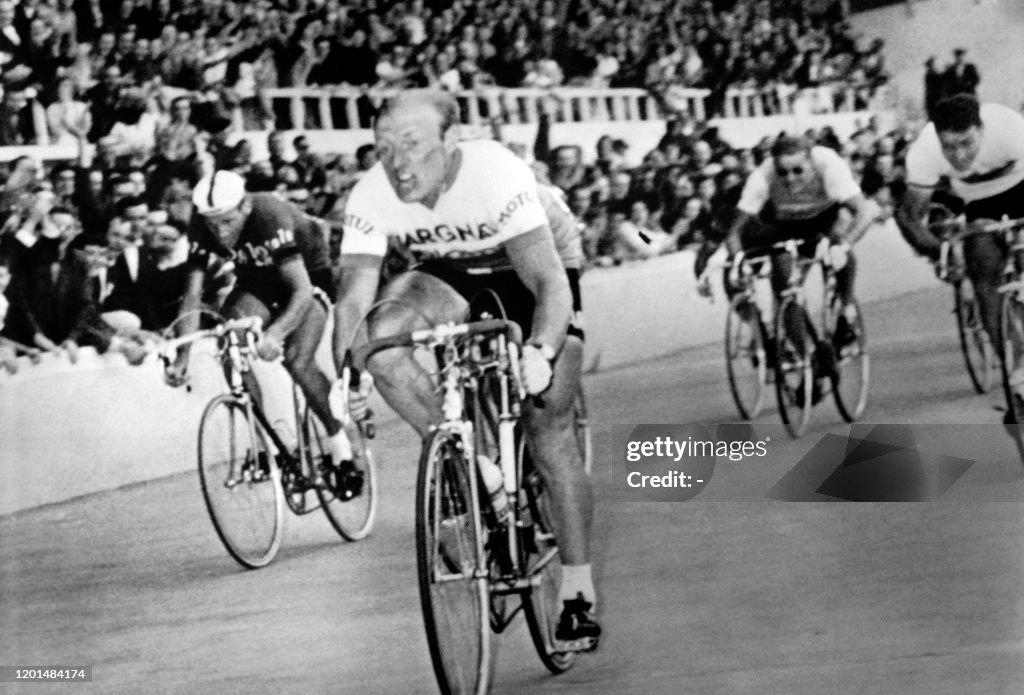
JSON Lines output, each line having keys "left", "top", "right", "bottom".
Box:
{"left": 197, "top": 394, "right": 284, "bottom": 569}
{"left": 956, "top": 281, "right": 996, "bottom": 394}
{"left": 725, "top": 295, "right": 769, "bottom": 420}
{"left": 521, "top": 460, "right": 577, "bottom": 674}
{"left": 999, "top": 293, "right": 1024, "bottom": 465}
{"left": 773, "top": 297, "right": 815, "bottom": 438}
{"left": 830, "top": 298, "right": 870, "bottom": 422}
{"left": 416, "top": 429, "right": 494, "bottom": 695}
{"left": 310, "top": 410, "right": 378, "bottom": 541}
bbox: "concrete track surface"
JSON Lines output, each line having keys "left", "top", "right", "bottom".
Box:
{"left": 2, "top": 286, "right": 1023, "bottom": 695}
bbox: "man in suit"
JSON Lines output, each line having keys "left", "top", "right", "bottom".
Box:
{"left": 943, "top": 48, "right": 980, "bottom": 98}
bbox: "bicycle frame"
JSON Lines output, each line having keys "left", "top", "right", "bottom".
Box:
{"left": 775, "top": 237, "right": 837, "bottom": 338}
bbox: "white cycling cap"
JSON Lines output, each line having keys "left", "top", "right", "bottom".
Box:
{"left": 192, "top": 170, "right": 247, "bottom": 215}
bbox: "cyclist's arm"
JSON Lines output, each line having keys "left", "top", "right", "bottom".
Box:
{"left": 727, "top": 168, "right": 767, "bottom": 256}
{"left": 506, "top": 226, "right": 572, "bottom": 355}
{"left": 268, "top": 255, "right": 314, "bottom": 342}
{"left": 894, "top": 184, "right": 942, "bottom": 259}
{"left": 174, "top": 267, "right": 207, "bottom": 338}
{"left": 332, "top": 253, "right": 383, "bottom": 375}
{"left": 837, "top": 193, "right": 875, "bottom": 245}
{"left": 724, "top": 209, "right": 755, "bottom": 257}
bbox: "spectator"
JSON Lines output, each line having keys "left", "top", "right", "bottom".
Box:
{"left": 133, "top": 217, "right": 190, "bottom": 331}
{"left": 0, "top": 88, "right": 35, "bottom": 146}
{"left": 943, "top": 47, "right": 979, "bottom": 98}
{"left": 46, "top": 79, "right": 89, "bottom": 146}
{"left": 293, "top": 134, "right": 326, "bottom": 191}
{"left": 923, "top": 56, "right": 946, "bottom": 122}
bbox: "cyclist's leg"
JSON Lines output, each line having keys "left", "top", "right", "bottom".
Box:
{"left": 221, "top": 288, "right": 273, "bottom": 404}
{"left": 962, "top": 231, "right": 1005, "bottom": 351}
{"left": 521, "top": 335, "right": 591, "bottom": 568}
{"left": 280, "top": 295, "right": 344, "bottom": 441}
{"left": 364, "top": 269, "right": 466, "bottom": 437}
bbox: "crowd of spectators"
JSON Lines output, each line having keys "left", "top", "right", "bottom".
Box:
{"left": 520, "top": 95, "right": 911, "bottom": 271}
{"left": 0, "top": 0, "right": 900, "bottom": 371}
{"left": 0, "top": 0, "right": 891, "bottom": 147}
{"left": 0, "top": 82, "right": 914, "bottom": 373}
{"left": 0, "top": 123, "right": 380, "bottom": 370}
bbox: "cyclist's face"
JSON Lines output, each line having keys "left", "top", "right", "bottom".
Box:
{"left": 375, "top": 105, "right": 456, "bottom": 206}
{"left": 774, "top": 152, "right": 813, "bottom": 191}
{"left": 938, "top": 127, "right": 982, "bottom": 172}
{"left": 204, "top": 201, "right": 249, "bottom": 248}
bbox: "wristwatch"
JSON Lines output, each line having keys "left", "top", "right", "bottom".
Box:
{"left": 527, "top": 341, "right": 557, "bottom": 364}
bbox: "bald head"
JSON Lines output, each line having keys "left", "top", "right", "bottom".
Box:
{"left": 374, "top": 89, "right": 461, "bottom": 137}
{"left": 373, "top": 90, "right": 463, "bottom": 207}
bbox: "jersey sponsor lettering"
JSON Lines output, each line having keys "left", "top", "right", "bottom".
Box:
{"left": 496, "top": 190, "right": 535, "bottom": 227}
{"left": 398, "top": 222, "right": 500, "bottom": 247}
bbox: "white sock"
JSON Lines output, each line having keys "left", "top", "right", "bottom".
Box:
{"left": 328, "top": 429, "right": 353, "bottom": 464}
{"left": 559, "top": 564, "right": 596, "bottom": 608}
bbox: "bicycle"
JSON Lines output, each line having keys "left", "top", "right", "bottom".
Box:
{"left": 360, "top": 317, "right": 591, "bottom": 695}
{"left": 970, "top": 216, "right": 1024, "bottom": 463}
{"left": 159, "top": 315, "right": 378, "bottom": 568}
{"left": 928, "top": 204, "right": 997, "bottom": 394}
{"left": 768, "top": 237, "right": 870, "bottom": 437}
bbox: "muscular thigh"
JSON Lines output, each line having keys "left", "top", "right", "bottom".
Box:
{"left": 283, "top": 296, "right": 328, "bottom": 366}
{"left": 222, "top": 288, "right": 273, "bottom": 324}
{"left": 369, "top": 269, "right": 468, "bottom": 341}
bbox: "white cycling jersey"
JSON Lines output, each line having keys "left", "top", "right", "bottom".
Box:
{"left": 906, "top": 102, "right": 1024, "bottom": 202}
{"left": 341, "top": 139, "right": 551, "bottom": 274}
{"left": 537, "top": 183, "right": 585, "bottom": 271}
{"left": 738, "top": 145, "right": 862, "bottom": 221}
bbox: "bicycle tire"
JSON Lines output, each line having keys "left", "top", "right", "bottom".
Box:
{"left": 197, "top": 394, "right": 284, "bottom": 569}
{"left": 310, "top": 409, "right": 378, "bottom": 542}
{"left": 521, "top": 452, "right": 578, "bottom": 674}
{"left": 773, "top": 297, "right": 815, "bottom": 438}
{"left": 829, "top": 298, "right": 870, "bottom": 422}
{"left": 955, "top": 280, "right": 995, "bottom": 394}
{"left": 999, "top": 292, "right": 1024, "bottom": 466}
{"left": 416, "top": 428, "right": 495, "bottom": 695}
{"left": 725, "top": 295, "right": 769, "bottom": 420}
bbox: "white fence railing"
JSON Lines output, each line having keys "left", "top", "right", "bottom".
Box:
{"left": 5, "top": 83, "right": 879, "bottom": 159}
{"left": 242, "top": 87, "right": 685, "bottom": 132}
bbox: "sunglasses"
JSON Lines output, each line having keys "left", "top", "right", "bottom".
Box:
{"left": 775, "top": 165, "right": 805, "bottom": 178}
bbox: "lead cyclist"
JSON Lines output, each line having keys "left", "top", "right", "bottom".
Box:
{"left": 332, "top": 90, "right": 600, "bottom": 647}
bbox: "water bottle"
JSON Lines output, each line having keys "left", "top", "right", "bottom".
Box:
{"left": 478, "top": 455, "right": 509, "bottom": 522}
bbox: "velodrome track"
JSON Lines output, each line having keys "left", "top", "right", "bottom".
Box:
{"left": 2, "top": 285, "right": 1024, "bottom": 695}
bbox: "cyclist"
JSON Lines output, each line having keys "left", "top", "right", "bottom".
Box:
{"left": 167, "top": 170, "right": 364, "bottom": 500}
{"left": 896, "top": 95, "right": 1024, "bottom": 398}
{"left": 333, "top": 89, "right": 600, "bottom": 648}
{"left": 723, "top": 134, "right": 875, "bottom": 402}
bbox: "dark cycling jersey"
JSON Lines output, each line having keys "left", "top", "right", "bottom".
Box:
{"left": 188, "top": 193, "right": 334, "bottom": 308}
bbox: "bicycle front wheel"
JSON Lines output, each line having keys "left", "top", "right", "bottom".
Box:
{"left": 773, "top": 297, "right": 815, "bottom": 438}
{"left": 725, "top": 296, "right": 769, "bottom": 420}
{"left": 999, "top": 292, "right": 1024, "bottom": 465}
{"left": 197, "top": 395, "right": 284, "bottom": 569}
{"left": 416, "top": 429, "right": 494, "bottom": 695}
{"left": 956, "top": 281, "right": 995, "bottom": 394}
{"left": 830, "top": 298, "right": 870, "bottom": 422}
{"left": 309, "top": 410, "right": 378, "bottom": 542}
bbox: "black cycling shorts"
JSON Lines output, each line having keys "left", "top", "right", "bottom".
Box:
{"left": 744, "top": 204, "right": 842, "bottom": 252}
{"left": 416, "top": 262, "right": 584, "bottom": 341}
{"left": 965, "top": 177, "right": 1024, "bottom": 221}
